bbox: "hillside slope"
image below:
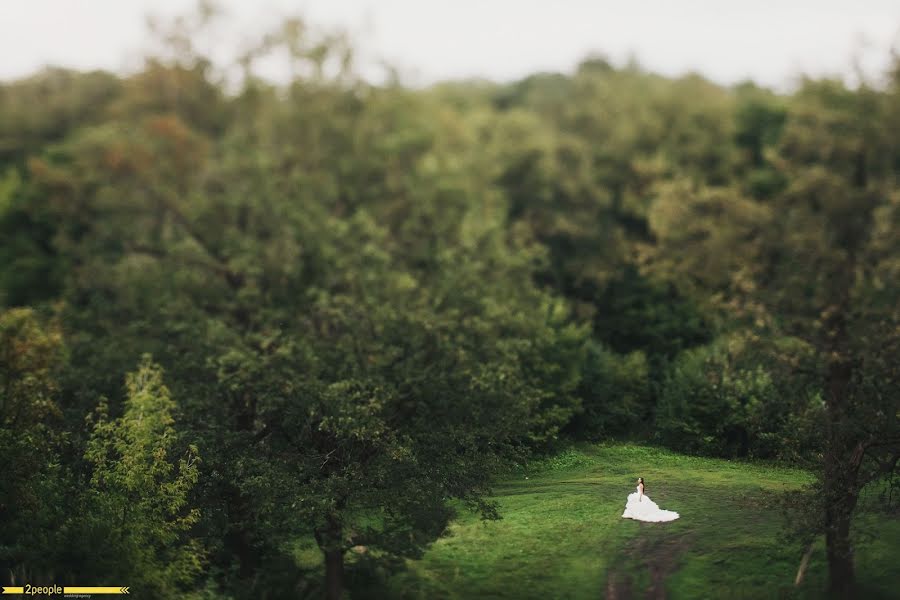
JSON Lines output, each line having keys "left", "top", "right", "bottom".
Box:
{"left": 378, "top": 444, "right": 899, "bottom": 599}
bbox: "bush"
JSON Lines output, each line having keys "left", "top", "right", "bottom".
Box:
{"left": 655, "top": 339, "right": 789, "bottom": 459}
{"left": 571, "top": 341, "right": 652, "bottom": 439}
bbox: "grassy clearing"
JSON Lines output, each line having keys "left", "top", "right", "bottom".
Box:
{"left": 373, "top": 443, "right": 900, "bottom": 599}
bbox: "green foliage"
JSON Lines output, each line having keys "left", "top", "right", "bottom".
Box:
{"left": 592, "top": 266, "right": 711, "bottom": 361}
{"left": 0, "top": 170, "right": 64, "bottom": 307}
{"left": 0, "top": 68, "right": 122, "bottom": 168}
{"left": 733, "top": 83, "right": 787, "bottom": 167}
{"left": 573, "top": 341, "right": 652, "bottom": 438}
{"left": 0, "top": 308, "right": 67, "bottom": 583}
{"left": 655, "top": 337, "right": 823, "bottom": 460}
{"left": 81, "top": 356, "right": 202, "bottom": 596}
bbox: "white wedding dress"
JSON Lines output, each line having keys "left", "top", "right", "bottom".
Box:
{"left": 621, "top": 486, "right": 679, "bottom": 522}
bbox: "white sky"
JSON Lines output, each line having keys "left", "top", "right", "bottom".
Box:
{"left": 1, "top": 1, "right": 899, "bottom": 90}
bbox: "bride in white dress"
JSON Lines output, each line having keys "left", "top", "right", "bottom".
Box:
{"left": 621, "top": 477, "right": 679, "bottom": 522}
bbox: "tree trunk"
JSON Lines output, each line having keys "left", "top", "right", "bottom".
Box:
{"left": 822, "top": 439, "right": 860, "bottom": 598}
{"left": 316, "top": 514, "right": 345, "bottom": 600}
{"left": 226, "top": 391, "right": 261, "bottom": 580}
{"left": 824, "top": 506, "right": 855, "bottom": 597}
{"left": 324, "top": 547, "right": 344, "bottom": 600}
{"left": 822, "top": 350, "right": 860, "bottom": 598}
{"left": 225, "top": 489, "right": 261, "bottom": 581}
{"left": 794, "top": 541, "right": 815, "bottom": 586}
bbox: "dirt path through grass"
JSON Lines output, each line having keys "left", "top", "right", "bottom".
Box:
{"left": 605, "top": 526, "right": 690, "bottom": 600}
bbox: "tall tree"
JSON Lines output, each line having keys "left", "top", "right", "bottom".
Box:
{"left": 646, "top": 76, "right": 900, "bottom": 596}
{"left": 81, "top": 356, "right": 202, "bottom": 596}
{"left": 0, "top": 308, "right": 66, "bottom": 586}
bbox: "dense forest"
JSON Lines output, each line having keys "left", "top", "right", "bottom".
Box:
{"left": 1, "top": 8, "right": 899, "bottom": 600}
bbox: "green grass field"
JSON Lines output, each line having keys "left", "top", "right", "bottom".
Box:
{"left": 371, "top": 444, "right": 900, "bottom": 599}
